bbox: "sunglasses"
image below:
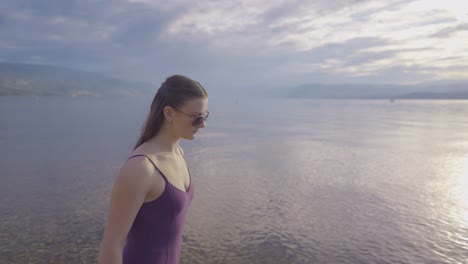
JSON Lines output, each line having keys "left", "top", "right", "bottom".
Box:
{"left": 174, "top": 108, "right": 209, "bottom": 127}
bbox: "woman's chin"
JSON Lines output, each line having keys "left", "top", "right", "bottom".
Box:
{"left": 184, "top": 133, "right": 196, "bottom": 140}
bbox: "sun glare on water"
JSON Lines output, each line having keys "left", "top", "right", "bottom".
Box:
{"left": 457, "top": 154, "right": 468, "bottom": 226}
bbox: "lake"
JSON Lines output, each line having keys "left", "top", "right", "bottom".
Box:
{"left": 1, "top": 95, "right": 467, "bottom": 263}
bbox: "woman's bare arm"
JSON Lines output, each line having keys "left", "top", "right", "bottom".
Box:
{"left": 98, "top": 157, "right": 155, "bottom": 264}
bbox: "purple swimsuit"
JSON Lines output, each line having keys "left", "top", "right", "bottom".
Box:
{"left": 123, "top": 150, "right": 194, "bottom": 264}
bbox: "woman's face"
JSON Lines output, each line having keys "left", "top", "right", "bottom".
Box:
{"left": 173, "top": 97, "right": 209, "bottom": 140}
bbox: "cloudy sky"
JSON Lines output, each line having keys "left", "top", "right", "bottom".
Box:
{"left": 1, "top": 0, "right": 467, "bottom": 91}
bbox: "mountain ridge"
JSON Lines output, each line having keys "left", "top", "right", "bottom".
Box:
{"left": 0, "top": 62, "right": 155, "bottom": 96}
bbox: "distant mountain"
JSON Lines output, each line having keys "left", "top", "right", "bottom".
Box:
{"left": 0, "top": 62, "right": 155, "bottom": 96}
{"left": 393, "top": 91, "right": 468, "bottom": 99}
{"left": 282, "top": 82, "right": 468, "bottom": 100}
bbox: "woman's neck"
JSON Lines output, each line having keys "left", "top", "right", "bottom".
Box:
{"left": 146, "top": 128, "right": 180, "bottom": 154}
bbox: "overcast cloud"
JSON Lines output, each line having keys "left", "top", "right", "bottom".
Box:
{"left": 1, "top": 0, "right": 467, "bottom": 91}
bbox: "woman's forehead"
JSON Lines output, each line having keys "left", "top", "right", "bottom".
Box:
{"left": 182, "top": 97, "right": 208, "bottom": 113}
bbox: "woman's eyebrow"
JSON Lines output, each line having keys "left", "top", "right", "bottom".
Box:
{"left": 191, "top": 110, "right": 208, "bottom": 115}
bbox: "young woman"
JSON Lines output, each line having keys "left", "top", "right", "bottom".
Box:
{"left": 98, "top": 75, "right": 209, "bottom": 264}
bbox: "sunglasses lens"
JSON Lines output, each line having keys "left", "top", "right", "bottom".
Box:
{"left": 193, "top": 117, "right": 203, "bottom": 126}
{"left": 193, "top": 115, "right": 208, "bottom": 126}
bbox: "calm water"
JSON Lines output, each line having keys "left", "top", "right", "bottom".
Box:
{"left": 0, "top": 95, "right": 467, "bottom": 263}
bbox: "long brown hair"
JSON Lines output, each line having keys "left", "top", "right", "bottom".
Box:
{"left": 133, "top": 75, "right": 208, "bottom": 150}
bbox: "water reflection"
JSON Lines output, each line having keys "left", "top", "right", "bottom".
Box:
{"left": 2, "top": 97, "right": 468, "bottom": 263}
{"left": 453, "top": 154, "right": 468, "bottom": 229}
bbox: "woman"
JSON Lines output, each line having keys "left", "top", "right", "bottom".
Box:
{"left": 98, "top": 75, "right": 209, "bottom": 264}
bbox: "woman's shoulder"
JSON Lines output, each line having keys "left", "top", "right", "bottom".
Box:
{"left": 117, "top": 153, "right": 157, "bottom": 185}
{"left": 106, "top": 155, "right": 157, "bottom": 207}
{"left": 117, "top": 153, "right": 167, "bottom": 201}
{"left": 123, "top": 152, "right": 158, "bottom": 173}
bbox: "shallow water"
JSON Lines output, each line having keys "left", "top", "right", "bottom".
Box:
{"left": 1, "top": 96, "right": 467, "bottom": 263}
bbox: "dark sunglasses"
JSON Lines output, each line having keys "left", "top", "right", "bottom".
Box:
{"left": 174, "top": 108, "right": 209, "bottom": 127}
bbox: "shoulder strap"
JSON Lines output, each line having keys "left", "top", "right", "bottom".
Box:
{"left": 127, "top": 154, "right": 168, "bottom": 182}
{"left": 178, "top": 146, "right": 184, "bottom": 157}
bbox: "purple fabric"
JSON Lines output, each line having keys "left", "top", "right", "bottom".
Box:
{"left": 122, "top": 153, "right": 194, "bottom": 264}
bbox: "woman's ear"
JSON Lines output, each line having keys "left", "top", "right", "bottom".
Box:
{"left": 163, "top": 106, "right": 175, "bottom": 123}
